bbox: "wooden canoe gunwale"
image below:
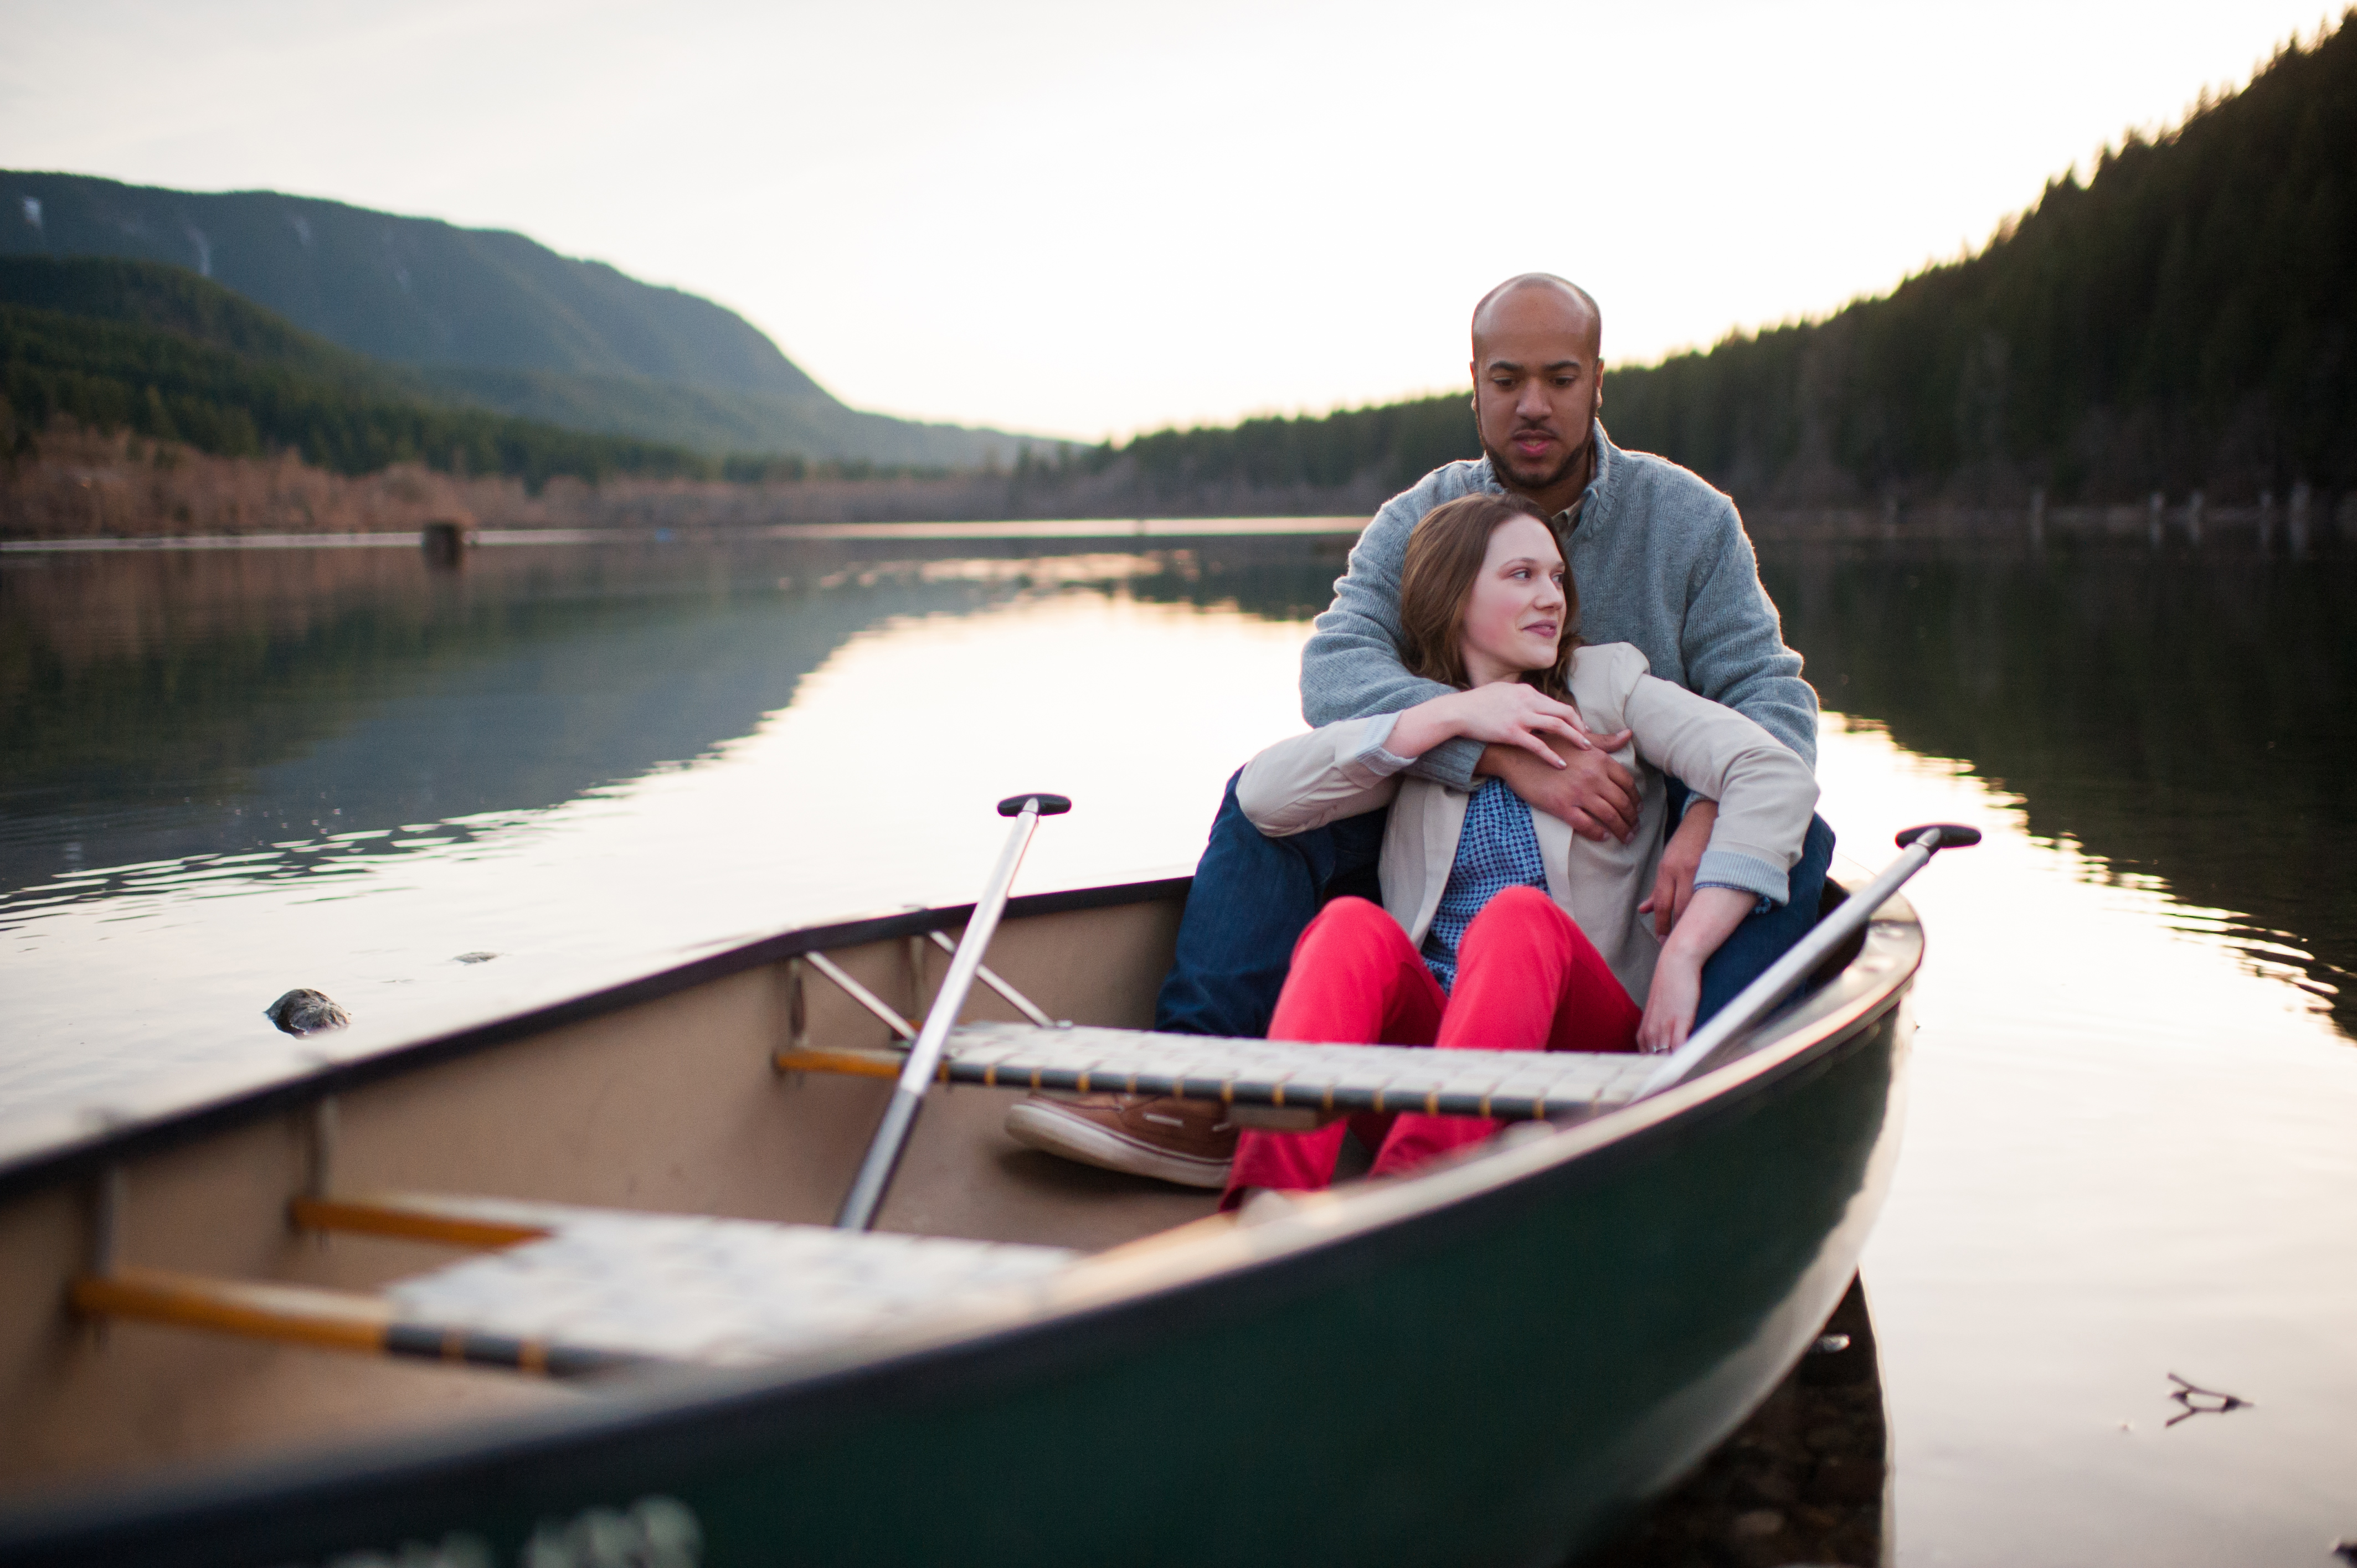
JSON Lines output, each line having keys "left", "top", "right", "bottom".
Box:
{"left": 0, "top": 873, "right": 1194, "bottom": 1204}
{"left": 0, "top": 869, "right": 1920, "bottom": 1567}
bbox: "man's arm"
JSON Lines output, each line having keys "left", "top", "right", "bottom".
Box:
{"left": 1299, "top": 476, "right": 1489, "bottom": 787}
{"left": 1305, "top": 527, "right": 1643, "bottom": 840}
{"left": 1682, "top": 504, "right": 1819, "bottom": 768}
{"left": 1300, "top": 471, "right": 1641, "bottom": 838}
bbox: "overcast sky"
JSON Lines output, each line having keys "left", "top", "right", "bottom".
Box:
{"left": 2, "top": 1, "right": 2341, "bottom": 440}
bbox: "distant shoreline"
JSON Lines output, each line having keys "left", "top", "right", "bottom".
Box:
{"left": 7, "top": 426, "right": 2350, "bottom": 550}
{"left": 8, "top": 501, "right": 2348, "bottom": 555}
{"left": 0, "top": 517, "right": 1370, "bottom": 553}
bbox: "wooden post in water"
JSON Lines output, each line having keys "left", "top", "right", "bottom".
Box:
{"left": 2272, "top": 483, "right": 2309, "bottom": 556}
{"left": 2147, "top": 491, "right": 2164, "bottom": 550}
{"left": 2258, "top": 489, "right": 2276, "bottom": 553}
{"left": 2185, "top": 490, "right": 2203, "bottom": 546}
{"left": 420, "top": 520, "right": 467, "bottom": 570}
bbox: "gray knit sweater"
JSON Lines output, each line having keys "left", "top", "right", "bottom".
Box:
{"left": 1300, "top": 424, "right": 1819, "bottom": 785}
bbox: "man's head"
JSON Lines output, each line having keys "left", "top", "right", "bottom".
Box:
{"left": 1470, "top": 274, "right": 1604, "bottom": 507}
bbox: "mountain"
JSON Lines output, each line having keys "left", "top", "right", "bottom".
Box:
{"left": 1087, "top": 16, "right": 2354, "bottom": 509}
{"left": 0, "top": 255, "right": 716, "bottom": 486}
{"left": 0, "top": 172, "right": 1027, "bottom": 468}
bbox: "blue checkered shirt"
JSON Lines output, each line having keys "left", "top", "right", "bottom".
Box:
{"left": 1420, "top": 777, "right": 1549, "bottom": 993}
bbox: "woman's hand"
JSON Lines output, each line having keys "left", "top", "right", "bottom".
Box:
{"left": 1388, "top": 684, "right": 1591, "bottom": 768}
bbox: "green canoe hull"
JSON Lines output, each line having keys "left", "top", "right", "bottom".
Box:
{"left": 3, "top": 982, "right": 1906, "bottom": 1568}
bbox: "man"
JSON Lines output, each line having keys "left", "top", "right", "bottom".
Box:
{"left": 1005, "top": 274, "right": 1834, "bottom": 1187}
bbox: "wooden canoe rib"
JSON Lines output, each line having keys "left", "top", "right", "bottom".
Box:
{"left": 69, "top": 1267, "right": 645, "bottom": 1377}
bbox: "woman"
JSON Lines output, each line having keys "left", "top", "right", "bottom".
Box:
{"left": 1226, "top": 492, "right": 1816, "bottom": 1208}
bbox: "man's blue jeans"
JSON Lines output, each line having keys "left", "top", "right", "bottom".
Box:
{"left": 1153, "top": 771, "right": 1837, "bottom": 1039}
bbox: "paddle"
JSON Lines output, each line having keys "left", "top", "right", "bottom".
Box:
{"left": 835, "top": 792, "right": 1072, "bottom": 1231}
{"left": 1636, "top": 822, "right": 1980, "bottom": 1099}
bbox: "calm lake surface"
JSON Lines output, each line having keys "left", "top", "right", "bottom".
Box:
{"left": 3, "top": 524, "right": 2353, "bottom": 1564}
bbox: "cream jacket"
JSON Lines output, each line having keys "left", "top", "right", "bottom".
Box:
{"left": 1236, "top": 643, "right": 1819, "bottom": 1003}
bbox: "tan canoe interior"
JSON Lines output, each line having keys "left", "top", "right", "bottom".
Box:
{"left": 0, "top": 894, "right": 1217, "bottom": 1496}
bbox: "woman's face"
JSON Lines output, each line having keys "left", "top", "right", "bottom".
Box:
{"left": 1459, "top": 515, "right": 1567, "bottom": 685}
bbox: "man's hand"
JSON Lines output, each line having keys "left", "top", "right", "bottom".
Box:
{"left": 1638, "top": 800, "right": 1718, "bottom": 937}
{"left": 1479, "top": 729, "right": 1639, "bottom": 843}
{"left": 1390, "top": 684, "right": 1589, "bottom": 770}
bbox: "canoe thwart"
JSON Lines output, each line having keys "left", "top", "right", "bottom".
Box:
{"left": 290, "top": 1190, "right": 558, "bottom": 1249}
{"left": 774, "top": 1044, "right": 907, "bottom": 1080}
{"left": 68, "top": 1266, "right": 640, "bottom": 1377}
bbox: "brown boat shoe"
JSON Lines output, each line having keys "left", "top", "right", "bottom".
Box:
{"left": 1003, "top": 1092, "right": 1238, "bottom": 1188}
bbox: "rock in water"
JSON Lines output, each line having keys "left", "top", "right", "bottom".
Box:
{"left": 265, "top": 989, "right": 351, "bottom": 1035}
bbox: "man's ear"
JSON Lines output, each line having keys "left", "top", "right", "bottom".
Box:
{"left": 1593, "top": 362, "right": 1605, "bottom": 425}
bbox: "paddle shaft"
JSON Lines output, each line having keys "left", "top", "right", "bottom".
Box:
{"left": 1636, "top": 823, "right": 1975, "bottom": 1099}
{"left": 835, "top": 797, "right": 1051, "bottom": 1230}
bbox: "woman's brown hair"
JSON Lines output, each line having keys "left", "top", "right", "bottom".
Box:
{"left": 1396, "top": 492, "right": 1580, "bottom": 700}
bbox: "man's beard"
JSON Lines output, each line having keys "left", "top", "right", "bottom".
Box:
{"left": 1481, "top": 423, "right": 1592, "bottom": 498}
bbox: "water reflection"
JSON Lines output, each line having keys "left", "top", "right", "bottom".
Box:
{"left": 0, "top": 534, "right": 1348, "bottom": 906}
{"left": 0, "top": 533, "right": 1337, "bottom": 1167}
{"left": 15, "top": 528, "right": 2344, "bottom": 1051}
{"left": 3, "top": 524, "right": 2355, "bottom": 1564}
{"left": 1759, "top": 535, "right": 2357, "bottom": 1039}
{"left": 1592, "top": 1276, "right": 1888, "bottom": 1567}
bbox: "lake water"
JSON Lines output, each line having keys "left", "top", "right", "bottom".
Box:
{"left": 3, "top": 524, "right": 2353, "bottom": 1564}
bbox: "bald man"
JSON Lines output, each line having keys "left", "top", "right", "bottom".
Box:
{"left": 1005, "top": 275, "right": 1833, "bottom": 1189}
{"left": 1306, "top": 275, "right": 1818, "bottom": 827}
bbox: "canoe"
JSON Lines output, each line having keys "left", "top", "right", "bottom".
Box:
{"left": 0, "top": 855, "right": 1921, "bottom": 1567}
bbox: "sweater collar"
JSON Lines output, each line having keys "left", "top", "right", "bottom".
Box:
{"left": 1478, "top": 419, "right": 1617, "bottom": 538}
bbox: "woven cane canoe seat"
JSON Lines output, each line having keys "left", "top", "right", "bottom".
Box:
{"left": 929, "top": 1023, "right": 1659, "bottom": 1121}
{"left": 381, "top": 1196, "right": 1075, "bottom": 1366}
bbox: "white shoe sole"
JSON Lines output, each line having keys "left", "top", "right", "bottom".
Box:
{"left": 1003, "top": 1100, "right": 1233, "bottom": 1189}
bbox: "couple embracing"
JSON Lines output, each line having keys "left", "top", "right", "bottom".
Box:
{"left": 1011, "top": 274, "right": 1833, "bottom": 1210}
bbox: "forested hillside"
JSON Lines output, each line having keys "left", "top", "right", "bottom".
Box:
{"left": 0, "top": 173, "right": 1026, "bottom": 467}
{"left": 0, "top": 257, "right": 716, "bottom": 487}
{"left": 1607, "top": 15, "right": 2353, "bottom": 504}
{"left": 1115, "top": 394, "right": 1476, "bottom": 505}
{"left": 1102, "top": 16, "right": 2354, "bottom": 509}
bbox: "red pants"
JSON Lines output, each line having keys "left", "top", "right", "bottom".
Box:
{"left": 1222, "top": 889, "right": 1641, "bottom": 1209}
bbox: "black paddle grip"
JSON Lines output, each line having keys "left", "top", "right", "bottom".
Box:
{"left": 1895, "top": 822, "right": 1982, "bottom": 850}
{"left": 998, "top": 793, "right": 1073, "bottom": 817}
